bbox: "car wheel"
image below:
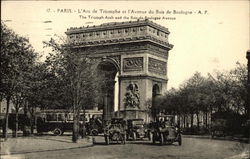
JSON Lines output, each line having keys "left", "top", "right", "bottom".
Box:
{"left": 105, "top": 135, "right": 109, "bottom": 145}
{"left": 91, "top": 129, "right": 98, "bottom": 136}
{"left": 160, "top": 133, "right": 164, "bottom": 145}
{"left": 60, "top": 131, "right": 64, "bottom": 136}
{"left": 53, "top": 128, "right": 62, "bottom": 136}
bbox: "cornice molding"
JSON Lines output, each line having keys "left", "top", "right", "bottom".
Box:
{"left": 119, "top": 74, "right": 168, "bottom": 82}
{"left": 66, "top": 19, "right": 170, "bottom": 35}
{"left": 69, "top": 36, "right": 173, "bottom": 50}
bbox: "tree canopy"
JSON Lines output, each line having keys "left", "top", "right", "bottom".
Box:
{"left": 151, "top": 63, "right": 248, "bottom": 128}
{"left": 1, "top": 22, "right": 40, "bottom": 138}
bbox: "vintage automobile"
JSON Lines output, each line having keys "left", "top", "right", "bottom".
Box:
{"left": 211, "top": 118, "right": 227, "bottom": 138}
{"left": 126, "top": 119, "right": 148, "bottom": 140}
{"left": 86, "top": 117, "right": 103, "bottom": 136}
{"left": 104, "top": 118, "right": 126, "bottom": 145}
{"left": 151, "top": 115, "right": 182, "bottom": 146}
{"left": 36, "top": 112, "right": 86, "bottom": 136}
{"left": 210, "top": 111, "right": 245, "bottom": 138}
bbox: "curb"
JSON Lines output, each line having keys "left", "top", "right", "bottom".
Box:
{"left": 183, "top": 135, "right": 249, "bottom": 143}
{"left": 0, "top": 142, "right": 94, "bottom": 156}
{"left": 182, "top": 135, "right": 211, "bottom": 139}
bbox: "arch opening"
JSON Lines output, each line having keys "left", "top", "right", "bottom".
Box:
{"left": 97, "top": 60, "right": 119, "bottom": 121}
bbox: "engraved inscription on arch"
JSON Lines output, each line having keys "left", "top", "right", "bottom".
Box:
{"left": 123, "top": 57, "right": 143, "bottom": 72}
{"left": 148, "top": 57, "right": 167, "bottom": 75}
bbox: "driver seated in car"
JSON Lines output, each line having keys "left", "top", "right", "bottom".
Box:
{"left": 165, "top": 120, "right": 172, "bottom": 127}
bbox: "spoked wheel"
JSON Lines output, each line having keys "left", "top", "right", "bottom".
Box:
{"left": 105, "top": 135, "right": 110, "bottom": 145}
{"left": 91, "top": 129, "right": 98, "bottom": 136}
{"left": 160, "top": 133, "right": 164, "bottom": 145}
{"left": 53, "top": 128, "right": 62, "bottom": 136}
{"left": 113, "top": 132, "right": 119, "bottom": 141}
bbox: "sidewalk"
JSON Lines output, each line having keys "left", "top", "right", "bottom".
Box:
{"left": 0, "top": 135, "right": 93, "bottom": 156}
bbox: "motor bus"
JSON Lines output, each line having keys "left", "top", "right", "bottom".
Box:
{"left": 36, "top": 109, "right": 103, "bottom": 136}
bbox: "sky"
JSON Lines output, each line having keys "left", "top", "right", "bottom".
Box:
{"left": 2, "top": 1, "right": 249, "bottom": 89}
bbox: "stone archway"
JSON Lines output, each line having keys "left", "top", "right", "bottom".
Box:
{"left": 152, "top": 84, "right": 160, "bottom": 98}
{"left": 66, "top": 20, "right": 173, "bottom": 122}
{"left": 97, "top": 59, "right": 119, "bottom": 121}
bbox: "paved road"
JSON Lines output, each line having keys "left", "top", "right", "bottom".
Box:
{"left": 2, "top": 136, "right": 249, "bottom": 159}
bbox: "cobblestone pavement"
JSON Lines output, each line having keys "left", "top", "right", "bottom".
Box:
{"left": 0, "top": 135, "right": 249, "bottom": 159}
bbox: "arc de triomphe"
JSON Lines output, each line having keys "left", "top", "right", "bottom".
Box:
{"left": 65, "top": 20, "right": 173, "bottom": 122}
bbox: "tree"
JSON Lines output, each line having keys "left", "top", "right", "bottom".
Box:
{"left": 147, "top": 62, "right": 247, "bottom": 132}
{"left": 44, "top": 37, "right": 105, "bottom": 142}
{"left": 228, "top": 62, "right": 247, "bottom": 116}
{"left": 1, "top": 22, "right": 38, "bottom": 139}
{"left": 209, "top": 63, "right": 247, "bottom": 115}
{"left": 22, "top": 62, "right": 49, "bottom": 134}
{"left": 180, "top": 72, "right": 206, "bottom": 128}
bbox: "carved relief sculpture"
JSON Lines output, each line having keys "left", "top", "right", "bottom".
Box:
{"left": 123, "top": 57, "right": 143, "bottom": 72}
{"left": 148, "top": 57, "right": 167, "bottom": 75}
{"left": 123, "top": 83, "right": 140, "bottom": 109}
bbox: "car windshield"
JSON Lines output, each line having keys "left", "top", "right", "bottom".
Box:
{"left": 132, "top": 120, "right": 143, "bottom": 125}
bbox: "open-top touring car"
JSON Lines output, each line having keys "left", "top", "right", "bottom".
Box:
{"left": 151, "top": 115, "right": 182, "bottom": 146}
{"left": 104, "top": 118, "right": 126, "bottom": 145}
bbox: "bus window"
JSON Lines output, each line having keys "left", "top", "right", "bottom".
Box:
{"left": 58, "top": 113, "right": 66, "bottom": 121}
{"left": 46, "top": 113, "right": 57, "bottom": 121}
{"left": 80, "top": 114, "right": 85, "bottom": 121}
{"left": 67, "top": 113, "right": 74, "bottom": 121}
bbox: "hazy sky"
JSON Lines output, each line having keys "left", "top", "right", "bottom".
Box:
{"left": 2, "top": 1, "right": 249, "bottom": 89}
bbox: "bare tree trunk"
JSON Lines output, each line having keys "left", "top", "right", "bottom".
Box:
{"left": 72, "top": 83, "right": 80, "bottom": 143}
{"left": 30, "top": 108, "right": 35, "bottom": 135}
{"left": 81, "top": 106, "right": 86, "bottom": 138}
{"left": 72, "top": 70, "right": 81, "bottom": 143}
{"left": 177, "top": 115, "right": 180, "bottom": 127}
{"left": 183, "top": 115, "right": 186, "bottom": 128}
{"left": 196, "top": 112, "right": 200, "bottom": 130}
{"left": 14, "top": 111, "right": 19, "bottom": 137}
{"left": 191, "top": 114, "right": 194, "bottom": 128}
{"left": 4, "top": 96, "right": 10, "bottom": 140}
{"left": 72, "top": 113, "right": 79, "bottom": 143}
{"left": 23, "top": 101, "right": 28, "bottom": 136}
{"left": 205, "top": 112, "right": 208, "bottom": 128}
